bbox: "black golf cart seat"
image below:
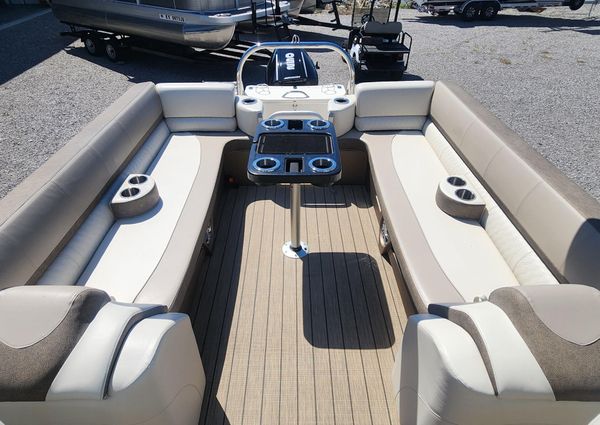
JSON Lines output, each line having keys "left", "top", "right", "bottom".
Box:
{"left": 363, "top": 21, "right": 403, "bottom": 35}
{"left": 358, "top": 21, "right": 410, "bottom": 54}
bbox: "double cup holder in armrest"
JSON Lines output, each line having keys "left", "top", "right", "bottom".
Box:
{"left": 247, "top": 118, "right": 342, "bottom": 186}
{"left": 436, "top": 175, "right": 485, "bottom": 221}
{"left": 110, "top": 174, "right": 160, "bottom": 218}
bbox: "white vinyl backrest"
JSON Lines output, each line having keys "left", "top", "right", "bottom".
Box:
{"left": 355, "top": 80, "right": 435, "bottom": 118}
{"left": 156, "top": 82, "right": 236, "bottom": 119}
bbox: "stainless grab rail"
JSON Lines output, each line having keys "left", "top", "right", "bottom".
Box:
{"left": 236, "top": 41, "right": 355, "bottom": 96}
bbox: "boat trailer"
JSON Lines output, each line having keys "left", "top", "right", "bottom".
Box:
{"left": 58, "top": 0, "right": 412, "bottom": 83}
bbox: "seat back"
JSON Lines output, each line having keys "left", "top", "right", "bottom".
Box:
{"left": 429, "top": 284, "right": 600, "bottom": 401}
{"left": 362, "top": 21, "right": 403, "bottom": 35}
{"left": 354, "top": 81, "right": 435, "bottom": 131}
{"left": 156, "top": 82, "right": 237, "bottom": 132}
{"left": 430, "top": 81, "right": 600, "bottom": 287}
{"left": 0, "top": 286, "right": 110, "bottom": 401}
{"left": 0, "top": 83, "right": 163, "bottom": 289}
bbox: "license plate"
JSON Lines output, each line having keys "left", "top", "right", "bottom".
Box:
{"left": 159, "top": 13, "right": 184, "bottom": 23}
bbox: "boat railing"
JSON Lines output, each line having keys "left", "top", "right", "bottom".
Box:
{"left": 236, "top": 41, "right": 356, "bottom": 95}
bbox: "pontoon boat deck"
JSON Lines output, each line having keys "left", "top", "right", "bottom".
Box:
{"left": 0, "top": 42, "right": 598, "bottom": 425}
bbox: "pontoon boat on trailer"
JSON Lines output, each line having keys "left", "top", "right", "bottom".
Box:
{"left": 51, "top": 0, "right": 298, "bottom": 50}
{"left": 0, "top": 42, "right": 599, "bottom": 425}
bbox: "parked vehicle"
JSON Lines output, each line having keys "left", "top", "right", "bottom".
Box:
{"left": 414, "top": 0, "right": 586, "bottom": 20}
{"left": 297, "top": 0, "right": 413, "bottom": 82}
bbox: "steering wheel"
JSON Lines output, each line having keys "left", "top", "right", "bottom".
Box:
{"left": 361, "top": 13, "right": 375, "bottom": 24}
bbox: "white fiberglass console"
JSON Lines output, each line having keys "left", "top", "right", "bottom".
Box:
{"left": 235, "top": 43, "right": 357, "bottom": 137}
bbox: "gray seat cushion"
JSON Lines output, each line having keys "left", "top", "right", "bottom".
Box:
{"left": 0, "top": 286, "right": 110, "bottom": 402}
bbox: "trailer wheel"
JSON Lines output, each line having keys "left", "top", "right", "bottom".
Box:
{"left": 105, "top": 41, "right": 118, "bottom": 62}
{"left": 462, "top": 4, "right": 480, "bottom": 20}
{"left": 481, "top": 4, "right": 498, "bottom": 19}
{"left": 105, "top": 40, "right": 122, "bottom": 62}
{"left": 569, "top": 0, "right": 584, "bottom": 10}
{"left": 82, "top": 36, "right": 102, "bottom": 57}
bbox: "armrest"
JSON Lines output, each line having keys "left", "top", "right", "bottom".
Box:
{"left": 47, "top": 302, "right": 166, "bottom": 401}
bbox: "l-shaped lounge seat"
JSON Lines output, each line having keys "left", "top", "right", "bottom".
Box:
{"left": 346, "top": 80, "right": 600, "bottom": 424}
{"left": 0, "top": 82, "right": 244, "bottom": 309}
{"left": 0, "top": 82, "right": 244, "bottom": 424}
{"left": 348, "top": 80, "right": 600, "bottom": 312}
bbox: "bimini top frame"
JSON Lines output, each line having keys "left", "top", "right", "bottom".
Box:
{"left": 236, "top": 41, "right": 356, "bottom": 95}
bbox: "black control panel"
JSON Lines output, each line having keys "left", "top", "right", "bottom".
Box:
{"left": 247, "top": 118, "right": 342, "bottom": 186}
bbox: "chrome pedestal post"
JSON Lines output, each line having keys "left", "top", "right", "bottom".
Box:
{"left": 283, "top": 183, "right": 308, "bottom": 259}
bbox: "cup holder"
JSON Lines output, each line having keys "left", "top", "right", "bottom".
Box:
{"left": 128, "top": 175, "right": 148, "bottom": 185}
{"left": 262, "top": 119, "right": 284, "bottom": 130}
{"left": 447, "top": 176, "right": 466, "bottom": 187}
{"left": 309, "top": 157, "right": 336, "bottom": 173}
{"left": 334, "top": 97, "right": 349, "bottom": 104}
{"left": 121, "top": 187, "right": 140, "bottom": 198}
{"left": 435, "top": 176, "right": 484, "bottom": 221}
{"left": 455, "top": 189, "right": 475, "bottom": 201}
{"left": 111, "top": 174, "right": 160, "bottom": 218}
{"left": 308, "top": 119, "right": 330, "bottom": 130}
{"left": 242, "top": 97, "right": 257, "bottom": 105}
{"left": 253, "top": 157, "right": 280, "bottom": 172}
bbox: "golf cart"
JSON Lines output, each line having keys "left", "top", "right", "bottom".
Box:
{"left": 347, "top": 0, "right": 412, "bottom": 82}
{"left": 295, "top": 0, "right": 412, "bottom": 83}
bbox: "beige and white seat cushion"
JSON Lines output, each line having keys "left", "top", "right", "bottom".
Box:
{"left": 394, "top": 284, "right": 600, "bottom": 425}
{"left": 41, "top": 83, "right": 242, "bottom": 309}
{"left": 354, "top": 79, "right": 600, "bottom": 312}
{"left": 353, "top": 81, "right": 553, "bottom": 312}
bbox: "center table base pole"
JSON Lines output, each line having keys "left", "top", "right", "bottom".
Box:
{"left": 283, "top": 183, "right": 308, "bottom": 259}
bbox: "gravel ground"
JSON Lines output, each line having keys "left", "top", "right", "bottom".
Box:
{"left": 0, "top": 6, "right": 598, "bottom": 201}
